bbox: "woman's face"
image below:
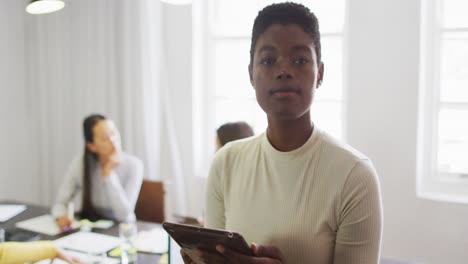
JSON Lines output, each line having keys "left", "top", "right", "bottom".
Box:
{"left": 249, "top": 23, "right": 324, "bottom": 121}
{"left": 86, "top": 119, "right": 121, "bottom": 157}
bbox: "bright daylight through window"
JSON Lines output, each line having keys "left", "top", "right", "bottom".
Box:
{"left": 418, "top": 0, "right": 468, "bottom": 203}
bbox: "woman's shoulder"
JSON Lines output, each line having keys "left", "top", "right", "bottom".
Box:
{"left": 318, "top": 129, "right": 369, "bottom": 164}
{"left": 316, "top": 129, "right": 377, "bottom": 182}
{"left": 120, "top": 152, "right": 143, "bottom": 168}
{"left": 121, "top": 152, "right": 142, "bottom": 163}
{"left": 209, "top": 134, "right": 263, "bottom": 174}
{"left": 216, "top": 134, "right": 263, "bottom": 159}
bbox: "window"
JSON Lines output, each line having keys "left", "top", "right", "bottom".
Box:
{"left": 193, "top": 0, "right": 347, "bottom": 176}
{"left": 418, "top": 0, "right": 468, "bottom": 203}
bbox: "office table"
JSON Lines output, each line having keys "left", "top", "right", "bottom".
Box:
{"left": 0, "top": 201, "right": 163, "bottom": 264}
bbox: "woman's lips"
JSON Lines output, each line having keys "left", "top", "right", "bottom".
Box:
{"left": 273, "top": 91, "right": 297, "bottom": 97}
{"left": 270, "top": 88, "right": 300, "bottom": 98}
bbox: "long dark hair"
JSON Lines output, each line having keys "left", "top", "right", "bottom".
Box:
{"left": 81, "top": 114, "right": 107, "bottom": 221}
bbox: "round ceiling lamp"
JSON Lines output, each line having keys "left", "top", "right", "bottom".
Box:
{"left": 26, "top": 0, "right": 65, "bottom": 15}
{"left": 160, "top": 0, "right": 192, "bottom": 5}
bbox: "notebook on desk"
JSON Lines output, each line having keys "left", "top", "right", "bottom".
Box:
{"left": 169, "top": 236, "right": 184, "bottom": 264}
{"left": 54, "top": 231, "right": 121, "bottom": 255}
{"left": 133, "top": 226, "right": 168, "bottom": 254}
{"left": 0, "top": 204, "right": 26, "bottom": 222}
{"left": 15, "top": 214, "right": 80, "bottom": 236}
{"left": 34, "top": 249, "right": 120, "bottom": 264}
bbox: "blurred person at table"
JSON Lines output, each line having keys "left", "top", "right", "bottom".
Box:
{"left": 215, "top": 121, "right": 255, "bottom": 151}
{"left": 174, "top": 121, "right": 255, "bottom": 227}
{"left": 52, "top": 114, "right": 143, "bottom": 231}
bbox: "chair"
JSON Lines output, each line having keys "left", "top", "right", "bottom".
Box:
{"left": 135, "top": 180, "right": 165, "bottom": 223}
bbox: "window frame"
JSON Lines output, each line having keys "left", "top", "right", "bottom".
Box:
{"left": 417, "top": 0, "right": 468, "bottom": 204}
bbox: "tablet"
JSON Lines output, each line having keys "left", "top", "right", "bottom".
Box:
{"left": 163, "top": 222, "right": 253, "bottom": 258}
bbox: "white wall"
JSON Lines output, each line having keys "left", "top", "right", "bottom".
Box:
{"left": 0, "top": 1, "right": 40, "bottom": 203}
{"left": 347, "top": 0, "right": 468, "bottom": 263}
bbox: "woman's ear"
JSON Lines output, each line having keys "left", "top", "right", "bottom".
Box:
{"left": 248, "top": 64, "right": 254, "bottom": 86}
{"left": 317, "top": 62, "right": 325, "bottom": 88}
{"left": 86, "top": 142, "right": 97, "bottom": 153}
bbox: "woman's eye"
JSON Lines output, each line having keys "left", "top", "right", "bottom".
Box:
{"left": 294, "top": 58, "right": 309, "bottom": 65}
{"left": 260, "top": 57, "right": 275, "bottom": 65}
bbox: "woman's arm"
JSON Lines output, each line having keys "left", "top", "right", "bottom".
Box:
{"left": 333, "top": 160, "right": 383, "bottom": 264}
{"left": 0, "top": 241, "right": 57, "bottom": 264}
{"left": 51, "top": 156, "right": 82, "bottom": 218}
{"left": 103, "top": 156, "right": 144, "bottom": 222}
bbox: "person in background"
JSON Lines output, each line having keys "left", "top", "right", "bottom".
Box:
{"left": 174, "top": 121, "right": 255, "bottom": 227}
{"left": 182, "top": 2, "right": 382, "bottom": 264}
{"left": 216, "top": 121, "right": 255, "bottom": 150}
{"left": 0, "top": 241, "right": 83, "bottom": 264}
{"left": 52, "top": 114, "right": 143, "bottom": 230}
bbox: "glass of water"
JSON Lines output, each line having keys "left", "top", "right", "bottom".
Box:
{"left": 119, "top": 222, "right": 138, "bottom": 263}
{"left": 0, "top": 228, "right": 5, "bottom": 243}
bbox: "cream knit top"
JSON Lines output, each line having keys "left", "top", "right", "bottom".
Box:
{"left": 206, "top": 127, "right": 382, "bottom": 264}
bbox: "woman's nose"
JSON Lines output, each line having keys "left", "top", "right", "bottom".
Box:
{"left": 275, "top": 60, "right": 293, "bottom": 80}
{"left": 276, "top": 69, "right": 293, "bottom": 80}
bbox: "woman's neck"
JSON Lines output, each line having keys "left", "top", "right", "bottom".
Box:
{"left": 266, "top": 113, "right": 313, "bottom": 152}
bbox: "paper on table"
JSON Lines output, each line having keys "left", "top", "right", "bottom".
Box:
{"left": 15, "top": 214, "right": 79, "bottom": 236}
{"left": 134, "top": 227, "right": 169, "bottom": 254}
{"left": 93, "top": 219, "right": 114, "bottom": 229}
{"left": 0, "top": 205, "right": 26, "bottom": 222}
{"left": 54, "top": 231, "right": 121, "bottom": 255}
{"left": 169, "top": 237, "right": 184, "bottom": 264}
{"left": 34, "top": 249, "right": 120, "bottom": 264}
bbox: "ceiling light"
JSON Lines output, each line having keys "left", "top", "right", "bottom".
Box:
{"left": 26, "top": 0, "right": 65, "bottom": 15}
{"left": 160, "top": 0, "right": 192, "bottom": 5}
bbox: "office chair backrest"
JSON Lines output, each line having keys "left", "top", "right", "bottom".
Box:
{"left": 135, "top": 180, "right": 165, "bottom": 223}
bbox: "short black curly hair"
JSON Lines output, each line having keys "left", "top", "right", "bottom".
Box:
{"left": 249, "top": 2, "right": 321, "bottom": 65}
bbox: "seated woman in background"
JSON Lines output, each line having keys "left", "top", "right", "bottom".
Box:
{"left": 0, "top": 241, "right": 83, "bottom": 264}
{"left": 52, "top": 114, "right": 143, "bottom": 230}
{"left": 216, "top": 121, "right": 254, "bottom": 150}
